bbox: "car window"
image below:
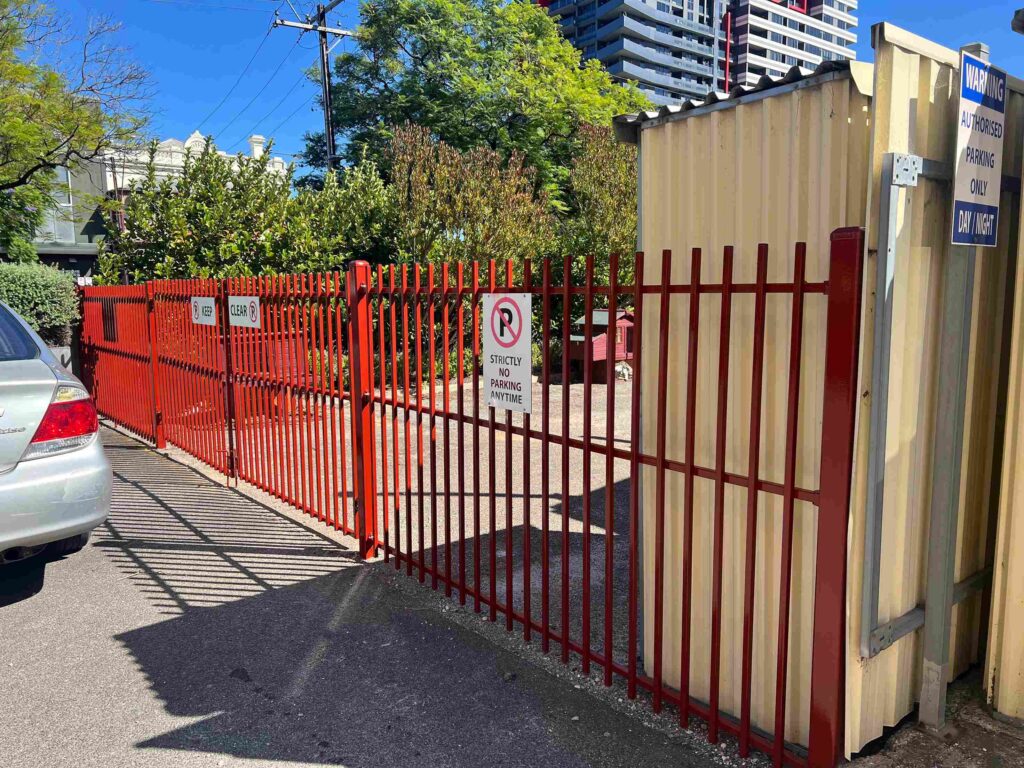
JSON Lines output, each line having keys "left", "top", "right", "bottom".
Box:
{"left": 0, "top": 304, "right": 40, "bottom": 362}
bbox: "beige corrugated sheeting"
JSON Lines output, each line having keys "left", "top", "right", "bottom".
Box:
{"left": 986, "top": 83, "right": 1024, "bottom": 725}
{"left": 986, "top": 221, "right": 1024, "bottom": 721}
{"left": 633, "top": 22, "right": 1018, "bottom": 756}
{"left": 845, "top": 25, "right": 1017, "bottom": 754}
{"left": 637, "top": 68, "right": 873, "bottom": 747}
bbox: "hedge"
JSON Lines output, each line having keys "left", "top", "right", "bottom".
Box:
{"left": 0, "top": 263, "right": 78, "bottom": 345}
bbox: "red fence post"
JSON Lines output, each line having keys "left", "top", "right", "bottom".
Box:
{"left": 219, "top": 279, "right": 239, "bottom": 483}
{"left": 145, "top": 281, "right": 166, "bottom": 449}
{"left": 807, "top": 227, "right": 865, "bottom": 767}
{"left": 348, "top": 260, "right": 379, "bottom": 559}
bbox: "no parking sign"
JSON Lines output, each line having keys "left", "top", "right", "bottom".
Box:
{"left": 482, "top": 293, "right": 532, "bottom": 414}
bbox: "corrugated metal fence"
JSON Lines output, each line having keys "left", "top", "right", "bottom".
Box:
{"left": 79, "top": 233, "right": 864, "bottom": 767}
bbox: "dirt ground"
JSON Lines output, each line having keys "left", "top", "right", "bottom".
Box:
{"left": 853, "top": 670, "right": 1024, "bottom": 768}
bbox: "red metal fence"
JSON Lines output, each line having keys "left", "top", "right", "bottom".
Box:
{"left": 79, "top": 227, "right": 864, "bottom": 768}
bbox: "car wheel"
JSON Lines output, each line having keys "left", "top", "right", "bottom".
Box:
{"left": 49, "top": 533, "right": 90, "bottom": 557}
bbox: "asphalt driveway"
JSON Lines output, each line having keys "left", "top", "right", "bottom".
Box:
{"left": 0, "top": 427, "right": 751, "bottom": 768}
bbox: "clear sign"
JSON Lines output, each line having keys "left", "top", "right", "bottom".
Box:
{"left": 190, "top": 297, "right": 216, "bottom": 326}
{"left": 228, "top": 296, "right": 261, "bottom": 328}
{"left": 482, "top": 293, "right": 532, "bottom": 414}
{"left": 952, "top": 51, "right": 1006, "bottom": 247}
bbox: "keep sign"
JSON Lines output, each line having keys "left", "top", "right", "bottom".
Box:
{"left": 190, "top": 297, "right": 216, "bottom": 326}
{"left": 482, "top": 293, "right": 532, "bottom": 414}
{"left": 952, "top": 52, "right": 1006, "bottom": 247}
{"left": 228, "top": 296, "right": 261, "bottom": 328}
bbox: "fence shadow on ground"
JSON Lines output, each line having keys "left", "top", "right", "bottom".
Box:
{"left": 97, "top": 429, "right": 700, "bottom": 768}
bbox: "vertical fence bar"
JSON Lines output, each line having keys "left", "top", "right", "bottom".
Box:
{"left": 313, "top": 275, "right": 328, "bottom": 522}
{"left": 652, "top": 249, "right": 672, "bottom": 713}
{"left": 442, "top": 263, "right": 453, "bottom": 597}
{"left": 415, "top": 265, "right": 426, "bottom": 581}
{"left": 472, "top": 261, "right": 482, "bottom": 613}
{"left": 740, "top": 244, "right": 770, "bottom": 757}
{"left": 377, "top": 266, "right": 391, "bottom": 562}
{"left": 220, "top": 280, "right": 238, "bottom": 483}
{"left": 504, "top": 258, "right": 514, "bottom": 632}
{"left": 560, "top": 256, "right": 572, "bottom": 664}
{"left": 679, "top": 247, "right": 702, "bottom": 726}
{"left": 709, "top": 246, "right": 734, "bottom": 742}
{"left": 145, "top": 282, "right": 166, "bottom": 448}
{"left": 428, "top": 264, "right": 439, "bottom": 590}
{"left": 581, "top": 254, "right": 595, "bottom": 675}
{"left": 403, "top": 266, "right": 414, "bottom": 575}
{"left": 348, "top": 260, "right": 379, "bottom": 559}
{"left": 627, "top": 251, "right": 644, "bottom": 699}
{"left": 541, "top": 258, "right": 552, "bottom": 654}
{"left": 389, "top": 266, "right": 403, "bottom": 566}
{"left": 807, "top": 228, "right": 864, "bottom": 768}
{"left": 773, "top": 244, "right": 807, "bottom": 766}
{"left": 603, "top": 252, "right": 619, "bottom": 686}
{"left": 456, "top": 262, "right": 467, "bottom": 603}
{"left": 488, "top": 259, "right": 498, "bottom": 622}
{"left": 523, "top": 258, "right": 533, "bottom": 643}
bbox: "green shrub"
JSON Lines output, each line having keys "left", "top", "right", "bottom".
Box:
{"left": 0, "top": 263, "right": 78, "bottom": 345}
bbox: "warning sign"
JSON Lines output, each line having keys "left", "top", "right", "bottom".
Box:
{"left": 482, "top": 293, "right": 532, "bottom": 414}
{"left": 228, "top": 296, "right": 261, "bottom": 328}
{"left": 952, "top": 51, "right": 1006, "bottom": 247}
{"left": 190, "top": 297, "right": 216, "bottom": 326}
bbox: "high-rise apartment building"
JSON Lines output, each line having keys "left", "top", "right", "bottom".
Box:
{"left": 542, "top": 0, "right": 857, "bottom": 105}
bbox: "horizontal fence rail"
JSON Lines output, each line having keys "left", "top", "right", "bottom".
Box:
{"left": 79, "top": 227, "right": 864, "bottom": 768}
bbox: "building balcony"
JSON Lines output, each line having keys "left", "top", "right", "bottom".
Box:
{"left": 547, "top": 0, "right": 579, "bottom": 15}
{"left": 595, "top": 36, "right": 714, "bottom": 78}
{"left": 607, "top": 59, "right": 709, "bottom": 100}
{"left": 595, "top": 0, "right": 713, "bottom": 39}
{"left": 595, "top": 14, "right": 713, "bottom": 57}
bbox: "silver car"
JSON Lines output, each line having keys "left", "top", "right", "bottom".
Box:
{"left": 0, "top": 301, "right": 111, "bottom": 564}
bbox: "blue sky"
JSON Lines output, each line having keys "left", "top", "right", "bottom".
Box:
{"left": 59, "top": 0, "right": 1024, "bottom": 169}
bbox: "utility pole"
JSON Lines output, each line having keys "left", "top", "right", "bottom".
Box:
{"left": 316, "top": 4, "right": 337, "bottom": 170}
{"left": 273, "top": 0, "right": 353, "bottom": 172}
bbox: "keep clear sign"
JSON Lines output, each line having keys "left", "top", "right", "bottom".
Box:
{"left": 190, "top": 296, "right": 216, "bottom": 326}
{"left": 952, "top": 51, "right": 1006, "bottom": 247}
{"left": 228, "top": 296, "right": 261, "bottom": 328}
{"left": 482, "top": 293, "right": 532, "bottom": 414}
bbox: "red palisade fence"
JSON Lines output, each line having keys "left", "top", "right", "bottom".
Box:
{"left": 80, "top": 228, "right": 864, "bottom": 768}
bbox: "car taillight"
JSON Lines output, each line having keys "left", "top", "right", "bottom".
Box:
{"left": 21, "top": 386, "right": 99, "bottom": 461}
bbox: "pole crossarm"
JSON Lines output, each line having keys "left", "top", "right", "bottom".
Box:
{"left": 273, "top": 18, "right": 354, "bottom": 37}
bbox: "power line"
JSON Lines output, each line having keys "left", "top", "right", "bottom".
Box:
{"left": 195, "top": 24, "right": 274, "bottom": 132}
{"left": 212, "top": 35, "right": 303, "bottom": 141}
{"left": 225, "top": 68, "right": 314, "bottom": 151}
{"left": 265, "top": 95, "right": 317, "bottom": 139}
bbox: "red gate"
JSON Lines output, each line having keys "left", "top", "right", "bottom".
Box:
{"left": 78, "top": 227, "right": 864, "bottom": 767}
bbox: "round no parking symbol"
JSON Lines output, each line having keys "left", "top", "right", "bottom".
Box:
{"left": 482, "top": 293, "right": 532, "bottom": 414}
{"left": 491, "top": 297, "right": 524, "bottom": 349}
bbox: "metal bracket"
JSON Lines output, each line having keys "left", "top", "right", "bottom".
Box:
{"left": 891, "top": 153, "right": 923, "bottom": 187}
{"left": 867, "top": 567, "right": 992, "bottom": 656}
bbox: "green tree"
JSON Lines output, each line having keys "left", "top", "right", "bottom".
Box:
{"left": 97, "top": 140, "right": 295, "bottom": 282}
{"left": 0, "top": 0, "right": 149, "bottom": 194}
{"left": 283, "top": 154, "right": 398, "bottom": 273}
{"left": 558, "top": 123, "right": 638, "bottom": 287}
{"left": 304, "top": 0, "right": 648, "bottom": 200}
{"left": 389, "top": 123, "right": 554, "bottom": 270}
{"left": 96, "top": 140, "right": 399, "bottom": 283}
{"left": 0, "top": 185, "right": 45, "bottom": 262}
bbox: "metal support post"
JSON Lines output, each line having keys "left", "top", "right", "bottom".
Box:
{"left": 860, "top": 151, "right": 922, "bottom": 657}
{"left": 145, "top": 282, "right": 166, "bottom": 449}
{"left": 347, "top": 260, "right": 379, "bottom": 559}
{"left": 918, "top": 41, "right": 987, "bottom": 732}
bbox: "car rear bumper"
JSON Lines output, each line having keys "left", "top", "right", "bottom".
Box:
{"left": 0, "top": 437, "right": 111, "bottom": 551}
